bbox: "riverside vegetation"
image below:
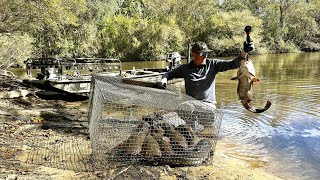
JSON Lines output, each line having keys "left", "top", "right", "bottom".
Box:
{"left": 1, "top": 0, "right": 320, "bottom": 70}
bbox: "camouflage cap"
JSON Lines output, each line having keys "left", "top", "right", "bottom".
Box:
{"left": 192, "top": 41, "right": 213, "bottom": 53}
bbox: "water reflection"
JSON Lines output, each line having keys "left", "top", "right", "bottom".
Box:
{"left": 258, "top": 52, "right": 320, "bottom": 81}
{"left": 215, "top": 52, "right": 320, "bottom": 180}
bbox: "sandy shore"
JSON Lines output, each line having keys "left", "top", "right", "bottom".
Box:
{"left": 0, "top": 75, "right": 284, "bottom": 179}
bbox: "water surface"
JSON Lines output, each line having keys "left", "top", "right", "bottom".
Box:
{"left": 213, "top": 52, "right": 320, "bottom": 179}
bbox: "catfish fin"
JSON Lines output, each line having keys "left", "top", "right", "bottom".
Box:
{"left": 252, "top": 77, "right": 261, "bottom": 83}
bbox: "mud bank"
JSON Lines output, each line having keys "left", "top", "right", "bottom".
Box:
{"left": 0, "top": 75, "right": 283, "bottom": 179}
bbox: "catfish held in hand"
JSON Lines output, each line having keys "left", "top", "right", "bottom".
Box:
{"left": 231, "top": 57, "right": 271, "bottom": 113}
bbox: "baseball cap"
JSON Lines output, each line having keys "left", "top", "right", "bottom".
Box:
{"left": 192, "top": 41, "right": 213, "bottom": 53}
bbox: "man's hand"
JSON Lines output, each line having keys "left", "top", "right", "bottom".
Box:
{"left": 244, "top": 41, "right": 255, "bottom": 53}
{"left": 158, "top": 78, "right": 167, "bottom": 89}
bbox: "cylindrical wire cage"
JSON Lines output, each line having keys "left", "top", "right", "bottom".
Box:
{"left": 88, "top": 74, "right": 223, "bottom": 170}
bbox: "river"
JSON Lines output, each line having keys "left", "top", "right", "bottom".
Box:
{"left": 212, "top": 52, "right": 320, "bottom": 180}
{"left": 9, "top": 52, "right": 320, "bottom": 179}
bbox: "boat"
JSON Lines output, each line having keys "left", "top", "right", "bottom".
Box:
{"left": 23, "top": 57, "right": 123, "bottom": 94}
{"left": 137, "top": 52, "right": 182, "bottom": 73}
{"left": 22, "top": 57, "right": 176, "bottom": 95}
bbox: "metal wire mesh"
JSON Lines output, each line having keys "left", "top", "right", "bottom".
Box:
{"left": 88, "top": 74, "right": 223, "bottom": 170}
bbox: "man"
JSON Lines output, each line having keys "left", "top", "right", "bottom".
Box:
{"left": 158, "top": 41, "right": 254, "bottom": 109}
{"left": 157, "top": 41, "right": 255, "bottom": 160}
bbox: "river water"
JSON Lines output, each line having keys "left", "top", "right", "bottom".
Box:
{"left": 213, "top": 52, "right": 320, "bottom": 179}
{"left": 10, "top": 52, "right": 320, "bottom": 179}
{"left": 124, "top": 52, "right": 320, "bottom": 179}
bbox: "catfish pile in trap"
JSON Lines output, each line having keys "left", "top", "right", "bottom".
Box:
{"left": 88, "top": 74, "right": 223, "bottom": 170}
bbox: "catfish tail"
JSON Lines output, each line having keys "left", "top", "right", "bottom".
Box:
{"left": 241, "top": 100, "right": 272, "bottom": 113}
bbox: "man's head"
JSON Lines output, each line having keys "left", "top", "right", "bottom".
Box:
{"left": 191, "top": 41, "right": 212, "bottom": 65}
{"left": 192, "top": 41, "right": 213, "bottom": 55}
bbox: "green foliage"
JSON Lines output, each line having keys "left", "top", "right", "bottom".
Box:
{"left": 116, "top": 0, "right": 146, "bottom": 17}
{"left": 0, "top": 33, "right": 33, "bottom": 68}
{"left": 173, "top": 0, "right": 218, "bottom": 43}
{"left": 100, "top": 15, "right": 184, "bottom": 61}
{"left": 218, "top": 0, "right": 248, "bottom": 12}
{"left": 101, "top": 15, "right": 145, "bottom": 59}
{"left": 1, "top": 0, "right": 320, "bottom": 62}
{"left": 285, "top": 2, "right": 320, "bottom": 51}
{"left": 30, "top": 0, "right": 87, "bottom": 57}
{"left": 206, "top": 10, "right": 262, "bottom": 56}
{"left": 0, "top": 0, "right": 39, "bottom": 33}
{"left": 139, "top": 19, "right": 185, "bottom": 60}
{"left": 259, "top": 1, "right": 320, "bottom": 53}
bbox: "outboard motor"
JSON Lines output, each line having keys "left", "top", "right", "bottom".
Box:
{"left": 167, "top": 52, "right": 181, "bottom": 71}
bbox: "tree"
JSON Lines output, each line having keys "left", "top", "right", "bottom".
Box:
{"left": 1, "top": 0, "right": 320, "bottom": 65}
{"left": 0, "top": 0, "right": 37, "bottom": 70}
{"left": 206, "top": 10, "right": 263, "bottom": 56}
{"left": 0, "top": 0, "right": 39, "bottom": 34}
{"left": 29, "top": 0, "right": 87, "bottom": 57}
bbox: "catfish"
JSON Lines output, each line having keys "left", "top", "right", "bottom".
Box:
{"left": 232, "top": 57, "right": 271, "bottom": 113}
{"left": 141, "top": 133, "right": 162, "bottom": 160}
{"left": 175, "top": 124, "right": 197, "bottom": 147}
{"left": 160, "top": 122, "right": 188, "bottom": 151}
{"left": 116, "top": 122, "right": 149, "bottom": 155}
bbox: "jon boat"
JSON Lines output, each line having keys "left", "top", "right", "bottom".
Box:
{"left": 22, "top": 57, "right": 179, "bottom": 95}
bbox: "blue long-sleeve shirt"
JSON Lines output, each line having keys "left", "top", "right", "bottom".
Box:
{"left": 163, "top": 54, "right": 243, "bottom": 103}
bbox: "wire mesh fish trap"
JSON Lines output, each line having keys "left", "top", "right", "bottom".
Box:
{"left": 88, "top": 74, "right": 223, "bottom": 170}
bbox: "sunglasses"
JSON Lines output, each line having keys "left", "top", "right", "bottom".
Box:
{"left": 199, "top": 52, "right": 209, "bottom": 57}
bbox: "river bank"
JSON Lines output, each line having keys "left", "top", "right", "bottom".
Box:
{"left": 0, "top": 75, "right": 283, "bottom": 179}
